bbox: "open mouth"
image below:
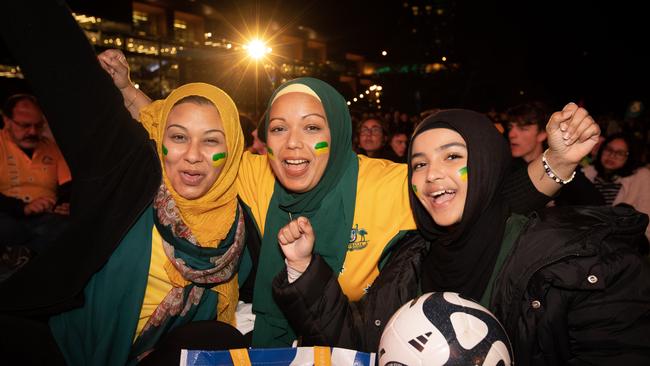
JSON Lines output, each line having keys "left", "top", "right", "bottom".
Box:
{"left": 282, "top": 159, "right": 310, "bottom": 177}
{"left": 180, "top": 171, "right": 205, "bottom": 185}
{"left": 428, "top": 189, "right": 456, "bottom": 205}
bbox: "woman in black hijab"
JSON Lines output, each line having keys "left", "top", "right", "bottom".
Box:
{"left": 407, "top": 108, "right": 650, "bottom": 365}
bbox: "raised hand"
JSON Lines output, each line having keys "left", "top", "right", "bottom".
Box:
{"left": 97, "top": 49, "right": 132, "bottom": 90}
{"left": 277, "top": 216, "right": 314, "bottom": 272}
{"left": 546, "top": 102, "right": 600, "bottom": 166}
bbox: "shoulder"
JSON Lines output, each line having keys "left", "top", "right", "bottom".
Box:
{"left": 358, "top": 155, "right": 407, "bottom": 184}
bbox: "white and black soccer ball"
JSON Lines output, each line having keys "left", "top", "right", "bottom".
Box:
{"left": 378, "top": 292, "right": 513, "bottom": 366}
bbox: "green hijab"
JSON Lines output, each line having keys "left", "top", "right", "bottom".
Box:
{"left": 252, "top": 77, "right": 359, "bottom": 346}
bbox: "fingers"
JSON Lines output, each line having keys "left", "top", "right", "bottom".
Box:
{"left": 278, "top": 222, "right": 300, "bottom": 246}
{"left": 562, "top": 107, "right": 595, "bottom": 145}
{"left": 547, "top": 102, "right": 577, "bottom": 133}
{"left": 297, "top": 216, "right": 314, "bottom": 238}
{"left": 278, "top": 217, "right": 313, "bottom": 245}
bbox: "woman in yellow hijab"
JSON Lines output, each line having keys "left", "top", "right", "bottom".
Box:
{"left": 48, "top": 82, "right": 248, "bottom": 364}
{"left": 0, "top": 4, "right": 250, "bottom": 363}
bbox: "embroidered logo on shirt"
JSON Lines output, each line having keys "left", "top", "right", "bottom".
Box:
{"left": 41, "top": 155, "right": 54, "bottom": 165}
{"left": 348, "top": 223, "right": 369, "bottom": 251}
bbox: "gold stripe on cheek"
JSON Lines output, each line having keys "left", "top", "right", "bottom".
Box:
{"left": 314, "top": 141, "right": 329, "bottom": 156}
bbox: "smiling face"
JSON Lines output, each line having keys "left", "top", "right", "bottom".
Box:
{"left": 410, "top": 128, "right": 468, "bottom": 227}
{"left": 266, "top": 92, "right": 331, "bottom": 193}
{"left": 162, "top": 101, "right": 227, "bottom": 200}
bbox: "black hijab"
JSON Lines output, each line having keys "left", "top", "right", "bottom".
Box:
{"left": 408, "top": 109, "right": 512, "bottom": 301}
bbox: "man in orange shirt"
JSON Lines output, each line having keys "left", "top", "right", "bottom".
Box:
{"left": 1, "top": 94, "right": 71, "bottom": 277}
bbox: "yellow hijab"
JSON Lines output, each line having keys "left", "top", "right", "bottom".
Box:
{"left": 139, "top": 83, "right": 243, "bottom": 248}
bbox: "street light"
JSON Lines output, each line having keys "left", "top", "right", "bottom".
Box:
{"left": 244, "top": 39, "right": 271, "bottom": 60}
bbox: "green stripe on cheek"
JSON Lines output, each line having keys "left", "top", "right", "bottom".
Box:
{"left": 314, "top": 141, "right": 329, "bottom": 155}
{"left": 458, "top": 166, "right": 468, "bottom": 181}
{"left": 266, "top": 146, "right": 275, "bottom": 159}
{"left": 162, "top": 144, "right": 168, "bottom": 156}
{"left": 212, "top": 152, "right": 227, "bottom": 167}
{"left": 412, "top": 184, "right": 418, "bottom": 195}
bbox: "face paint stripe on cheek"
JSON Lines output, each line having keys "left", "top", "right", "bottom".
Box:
{"left": 458, "top": 166, "right": 468, "bottom": 181}
{"left": 412, "top": 184, "right": 419, "bottom": 197}
{"left": 314, "top": 141, "right": 329, "bottom": 156}
{"left": 266, "top": 146, "right": 275, "bottom": 159}
{"left": 162, "top": 144, "right": 168, "bottom": 156}
{"left": 212, "top": 152, "right": 227, "bottom": 167}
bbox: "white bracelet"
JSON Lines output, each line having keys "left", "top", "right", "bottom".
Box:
{"left": 542, "top": 149, "right": 576, "bottom": 185}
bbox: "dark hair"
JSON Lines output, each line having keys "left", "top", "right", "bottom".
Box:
{"left": 2, "top": 93, "right": 38, "bottom": 118}
{"left": 505, "top": 101, "right": 548, "bottom": 131}
{"left": 594, "top": 133, "right": 638, "bottom": 178}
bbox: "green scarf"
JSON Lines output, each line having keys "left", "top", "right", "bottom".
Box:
{"left": 49, "top": 202, "right": 244, "bottom": 365}
{"left": 252, "top": 77, "right": 359, "bottom": 347}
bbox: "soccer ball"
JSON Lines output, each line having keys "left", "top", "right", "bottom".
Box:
{"left": 378, "top": 292, "right": 513, "bottom": 366}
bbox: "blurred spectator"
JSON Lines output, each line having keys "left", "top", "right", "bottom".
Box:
{"left": 356, "top": 117, "right": 400, "bottom": 161}
{"left": 584, "top": 133, "right": 650, "bottom": 241}
{"left": 1, "top": 94, "right": 71, "bottom": 269}
{"left": 387, "top": 127, "right": 409, "bottom": 164}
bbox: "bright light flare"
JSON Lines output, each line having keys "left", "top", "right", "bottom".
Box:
{"left": 244, "top": 39, "right": 271, "bottom": 59}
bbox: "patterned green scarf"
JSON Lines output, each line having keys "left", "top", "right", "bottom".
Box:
{"left": 130, "top": 184, "right": 245, "bottom": 361}
{"left": 252, "top": 77, "right": 359, "bottom": 347}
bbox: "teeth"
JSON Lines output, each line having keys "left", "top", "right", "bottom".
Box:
{"left": 285, "top": 159, "right": 308, "bottom": 165}
{"left": 430, "top": 189, "right": 454, "bottom": 197}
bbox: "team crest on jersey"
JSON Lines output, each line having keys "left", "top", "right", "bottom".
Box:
{"left": 348, "top": 223, "right": 369, "bottom": 251}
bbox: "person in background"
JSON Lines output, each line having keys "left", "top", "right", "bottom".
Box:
{"left": 356, "top": 117, "right": 400, "bottom": 161}
{"left": 0, "top": 94, "right": 71, "bottom": 262}
{"left": 584, "top": 133, "right": 650, "bottom": 242}
{"left": 387, "top": 127, "right": 409, "bottom": 163}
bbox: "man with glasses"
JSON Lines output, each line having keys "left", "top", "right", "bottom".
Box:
{"left": 1, "top": 94, "right": 71, "bottom": 279}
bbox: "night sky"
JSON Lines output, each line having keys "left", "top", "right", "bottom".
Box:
{"left": 250, "top": 0, "right": 649, "bottom": 115}
{"left": 2, "top": 0, "right": 648, "bottom": 116}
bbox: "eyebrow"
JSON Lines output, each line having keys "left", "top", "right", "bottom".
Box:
{"left": 410, "top": 142, "right": 467, "bottom": 159}
{"left": 166, "top": 124, "right": 225, "bottom": 136}
{"left": 269, "top": 113, "right": 326, "bottom": 123}
{"left": 437, "top": 142, "right": 467, "bottom": 151}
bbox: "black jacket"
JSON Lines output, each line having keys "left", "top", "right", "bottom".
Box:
{"left": 273, "top": 205, "right": 650, "bottom": 365}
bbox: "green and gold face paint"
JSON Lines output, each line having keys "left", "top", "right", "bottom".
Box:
{"left": 314, "top": 141, "right": 330, "bottom": 156}
{"left": 266, "top": 146, "right": 275, "bottom": 160}
{"left": 212, "top": 152, "right": 227, "bottom": 168}
{"left": 458, "top": 166, "right": 468, "bottom": 182}
{"left": 412, "top": 184, "right": 419, "bottom": 196}
{"left": 162, "top": 144, "right": 168, "bottom": 156}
